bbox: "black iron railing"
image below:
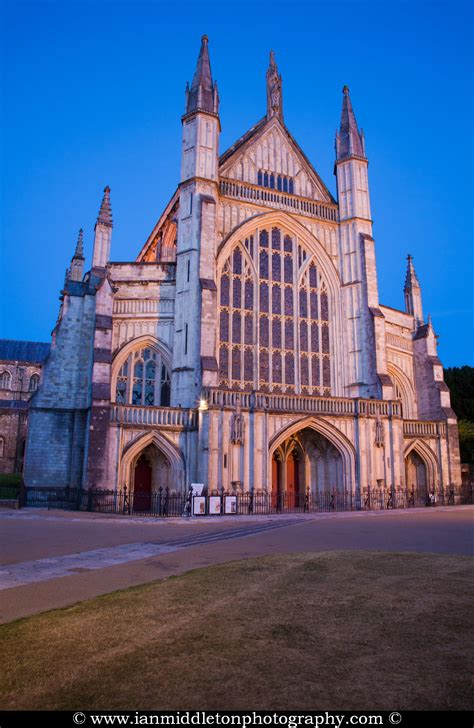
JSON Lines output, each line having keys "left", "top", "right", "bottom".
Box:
{"left": 22, "top": 483, "right": 469, "bottom": 517}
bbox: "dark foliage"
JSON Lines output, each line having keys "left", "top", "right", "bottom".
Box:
{"left": 444, "top": 366, "right": 474, "bottom": 463}
{"left": 444, "top": 366, "right": 474, "bottom": 421}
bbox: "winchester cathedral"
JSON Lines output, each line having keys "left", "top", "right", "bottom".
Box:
{"left": 1, "top": 37, "right": 461, "bottom": 504}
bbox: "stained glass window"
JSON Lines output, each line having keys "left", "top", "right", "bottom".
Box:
{"left": 232, "top": 348, "right": 241, "bottom": 380}
{"left": 220, "top": 311, "right": 229, "bottom": 342}
{"left": 220, "top": 275, "right": 230, "bottom": 306}
{"left": 273, "top": 352, "right": 282, "bottom": 383}
{"left": 115, "top": 347, "right": 171, "bottom": 406}
{"left": 272, "top": 285, "right": 281, "bottom": 314}
{"left": 0, "top": 371, "right": 12, "bottom": 389}
{"left": 244, "top": 279, "right": 253, "bottom": 310}
{"left": 232, "top": 312, "right": 242, "bottom": 343}
{"left": 272, "top": 253, "right": 281, "bottom": 281}
{"left": 301, "top": 356, "right": 309, "bottom": 386}
{"left": 218, "top": 229, "right": 331, "bottom": 393}
{"left": 233, "top": 278, "right": 241, "bottom": 308}
{"left": 219, "top": 345, "right": 229, "bottom": 380}
{"left": 244, "top": 314, "right": 253, "bottom": 344}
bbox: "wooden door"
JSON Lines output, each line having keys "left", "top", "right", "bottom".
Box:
{"left": 286, "top": 453, "right": 299, "bottom": 509}
{"left": 272, "top": 455, "right": 279, "bottom": 509}
{"left": 134, "top": 456, "right": 152, "bottom": 512}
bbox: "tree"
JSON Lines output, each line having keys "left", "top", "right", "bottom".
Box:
{"left": 444, "top": 366, "right": 474, "bottom": 422}
{"left": 444, "top": 366, "right": 474, "bottom": 463}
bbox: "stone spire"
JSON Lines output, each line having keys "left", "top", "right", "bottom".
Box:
{"left": 75, "top": 227, "right": 84, "bottom": 257}
{"left": 185, "top": 35, "right": 219, "bottom": 116}
{"left": 92, "top": 186, "right": 113, "bottom": 269}
{"left": 96, "top": 186, "right": 113, "bottom": 227}
{"left": 336, "top": 85, "right": 366, "bottom": 160}
{"left": 266, "top": 50, "right": 283, "bottom": 122}
{"left": 69, "top": 228, "right": 85, "bottom": 282}
{"left": 404, "top": 254, "right": 424, "bottom": 326}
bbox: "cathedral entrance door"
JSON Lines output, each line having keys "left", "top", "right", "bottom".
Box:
{"left": 405, "top": 450, "right": 428, "bottom": 505}
{"left": 271, "top": 454, "right": 281, "bottom": 510}
{"left": 134, "top": 455, "right": 152, "bottom": 512}
{"left": 286, "top": 452, "right": 299, "bottom": 509}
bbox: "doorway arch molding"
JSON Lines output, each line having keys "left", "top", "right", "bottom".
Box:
{"left": 268, "top": 416, "right": 357, "bottom": 493}
{"left": 404, "top": 438, "right": 439, "bottom": 490}
{"left": 119, "top": 430, "right": 185, "bottom": 492}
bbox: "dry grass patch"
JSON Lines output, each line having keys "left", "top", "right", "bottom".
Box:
{"left": 1, "top": 551, "right": 473, "bottom": 711}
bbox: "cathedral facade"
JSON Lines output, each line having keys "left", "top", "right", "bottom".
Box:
{"left": 22, "top": 37, "right": 461, "bottom": 504}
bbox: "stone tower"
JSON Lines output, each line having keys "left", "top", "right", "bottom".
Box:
{"left": 335, "top": 86, "right": 391, "bottom": 400}
{"left": 171, "top": 35, "right": 220, "bottom": 409}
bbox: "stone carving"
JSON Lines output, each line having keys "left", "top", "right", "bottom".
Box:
{"left": 266, "top": 50, "right": 282, "bottom": 119}
{"left": 230, "top": 396, "right": 245, "bottom": 445}
{"left": 374, "top": 413, "right": 385, "bottom": 448}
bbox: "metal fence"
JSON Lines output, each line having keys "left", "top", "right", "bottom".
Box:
{"left": 22, "top": 483, "right": 467, "bottom": 517}
{"left": 0, "top": 485, "right": 21, "bottom": 501}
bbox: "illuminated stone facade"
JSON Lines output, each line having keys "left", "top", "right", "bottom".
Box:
{"left": 23, "top": 38, "right": 461, "bottom": 503}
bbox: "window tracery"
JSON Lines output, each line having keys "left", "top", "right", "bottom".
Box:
{"left": 257, "top": 171, "right": 294, "bottom": 194}
{"left": 218, "top": 226, "right": 331, "bottom": 394}
{"left": 0, "top": 371, "right": 11, "bottom": 390}
{"left": 115, "top": 347, "right": 171, "bottom": 406}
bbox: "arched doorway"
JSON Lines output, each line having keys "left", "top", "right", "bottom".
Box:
{"left": 286, "top": 451, "right": 300, "bottom": 508}
{"left": 132, "top": 443, "right": 172, "bottom": 512}
{"left": 405, "top": 449, "right": 428, "bottom": 504}
{"left": 134, "top": 454, "right": 152, "bottom": 511}
{"left": 271, "top": 427, "right": 345, "bottom": 509}
{"left": 271, "top": 452, "right": 282, "bottom": 509}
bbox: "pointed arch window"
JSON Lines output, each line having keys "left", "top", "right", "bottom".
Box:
{"left": 115, "top": 347, "right": 171, "bottom": 406}
{"left": 29, "top": 374, "right": 39, "bottom": 392}
{"left": 258, "top": 170, "right": 294, "bottom": 194}
{"left": 218, "top": 227, "right": 332, "bottom": 394}
{"left": 0, "top": 371, "right": 11, "bottom": 390}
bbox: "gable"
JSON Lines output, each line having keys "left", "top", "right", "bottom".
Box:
{"left": 219, "top": 116, "right": 334, "bottom": 204}
{"left": 136, "top": 190, "right": 179, "bottom": 263}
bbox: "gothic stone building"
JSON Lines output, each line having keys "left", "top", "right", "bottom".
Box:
{"left": 23, "top": 38, "right": 461, "bottom": 503}
{"left": 0, "top": 341, "right": 49, "bottom": 475}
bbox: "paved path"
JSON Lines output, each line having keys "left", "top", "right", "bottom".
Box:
{"left": 0, "top": 517, "right": 305, "bottom": 589}
{"left": 0, "top": 506, "right": 472, "bottom": 624}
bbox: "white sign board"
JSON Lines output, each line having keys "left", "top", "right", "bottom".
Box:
{"left": 193, "top": 496, "right": 206, "bottom": 516}
{"left": 225, "top": 495, "right": 237, "bottom": 514}
{"left": 209, "top": 496, "right": 221, "bottom": 515}
{"left": 191, "top": 483, "right": 205, "bottom": 497}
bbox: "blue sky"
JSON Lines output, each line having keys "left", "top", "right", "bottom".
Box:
{"left": 0, "top": 0, "right": 472, "bottom": 366}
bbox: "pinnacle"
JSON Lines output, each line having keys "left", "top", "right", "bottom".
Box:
{"left": 186, "top": 34, "right": 216, "bottom": 115}
{"left": 74, "top": 228, "right": 85, "bottom": 259}
{"left": 336, "top": 85, "right": 365, "bottom": 160}
{"left": 97, "top": 186, "right": 113, "bottom": 227}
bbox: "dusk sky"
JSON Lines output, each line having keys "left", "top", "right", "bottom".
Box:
{"left": 0, "top": 0, "right": 472, "bottom": 367}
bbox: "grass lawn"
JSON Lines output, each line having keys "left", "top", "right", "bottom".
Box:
{"left": 1, "top": 551, "right": 473, "bottom": 711}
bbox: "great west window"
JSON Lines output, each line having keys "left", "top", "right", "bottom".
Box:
{"left": 218, "top": 226, "right": 331, "bottom": 394}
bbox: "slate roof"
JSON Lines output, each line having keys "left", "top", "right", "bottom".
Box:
{"left": 0, "top": 339, "right": 50, "bottom": 363}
